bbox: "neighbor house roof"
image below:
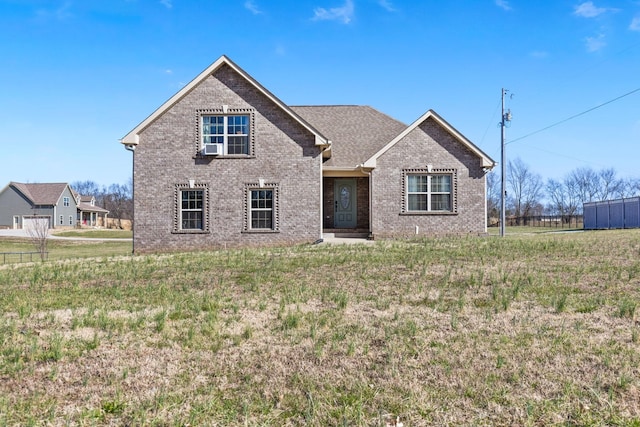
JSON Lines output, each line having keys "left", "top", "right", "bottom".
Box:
{"left": 71, "top": 191, "right": 109, "bottom": 213}
{"left": 121, "top": 55, "right": 331, "bottom": 151}
{"left": 9, "top": 182, "right": 70, "bottom": 206}
{"left": 77, "top": 201, "right": 109, "bottom": 214}
{"left": 290, "top": 105, "right": 407, "bottom": 169}
{"left": 363, "top": 110, "right": 496, "bottom": 169}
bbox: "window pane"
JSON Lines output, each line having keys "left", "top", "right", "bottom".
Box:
{"left": 431, "top": 175, "right": 451, "bottom": 193}
{"left": 408, "top": 194, "right": 427, "bottom": 211}
{"left": 203, "top": 116, "right": 224, "bottom": 137}
{"left": 252, "top": 210, "right": 273, "bottom": 229}
{"left": 228, "top": 136, "right": 248, "bottom": 154}
{"left": 182, "top": 211, "right": 203, "bottom": 229}
{"left": 204, "top": 136, "right": 224, "bottom": 144}
{"left": 408, "top": 175, "right": 427, "bottom": 192}
{"left": 228, "top": 115, "right": 248, "bottom": 135}
{"left": 431, "top": 194, "right": 451, "bottom": 211}
{"left": 251, "top": 190, "right": 272, "bottom": 208}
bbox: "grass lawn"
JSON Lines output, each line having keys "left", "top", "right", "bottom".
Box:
{"left": 487, "top": 225, "right": 583, "bottom": 235}
{"left": 52, "top": 229, "right": 133, "bottom": 239}
{"left": 0, "top": 237, "right": 132, "bottom": 263}
{"left": 1, "top": 230, "right": 639, "bottom": 425}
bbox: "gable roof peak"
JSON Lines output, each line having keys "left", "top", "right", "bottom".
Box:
{"left": 9, "top": 182, "right": 71, "bottom": 206}
{"left": 120, "top": 55, "right": 330, "bottom": 149}
{"left": 363, "top": 109, "right": 496, "bottom": 169}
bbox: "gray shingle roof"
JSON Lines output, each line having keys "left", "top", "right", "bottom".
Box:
{"left": 78, "top": 201, "right": 109, "bottom": 213}
{"left": 11, "top": 182, "right": 69, "bottom": 206}
{"left": 290, "top": 105, "right": 407, "bottom": 168}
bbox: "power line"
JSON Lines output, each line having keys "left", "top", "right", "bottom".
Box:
{"left": 479, "top": 96, "right": 501, "bottom": 147}
{"left": 512, "top": 141, "right": 608, "bottom": 170}
{"left": 506, "top": 86, "right": 640, "bottom": 145}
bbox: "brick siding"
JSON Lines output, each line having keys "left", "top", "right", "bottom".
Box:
{"left": 371, "top": 117, "right": 487, "bottom": 238}
{"left": 133, "top": 64, "right": 323, "bottom": 253}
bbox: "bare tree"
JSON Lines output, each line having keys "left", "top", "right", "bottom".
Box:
{"left": 26, "top": 216, "right": 49, "bottom": 261}
{"left": 71, "top": 180, "right": 101, "bottom": 198}
{"left": 569, "top": 167, "right": 600, "bottom": 204}
{"left": 546, "top": 177, "right": 581, "bottom": 220}
{"left": 546, "top": 178, "right": 564, "bottom": 216}
{"left": 103, "top": 183, "right": 132, "bottom": 229}
{"left": 597, "top": 168, "right": 623, "bottom": 201}
{"left": 507, "top": 158, "right": 543, "bottom": 223}
{"left": 628, "top": 178, "right": 640, "bottom": 197}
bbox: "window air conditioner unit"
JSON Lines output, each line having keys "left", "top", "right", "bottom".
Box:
{"left": 203, "top": 143, "right": 222, "bottom": 155}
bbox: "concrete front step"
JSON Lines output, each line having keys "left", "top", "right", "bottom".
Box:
{"left": 323, "top": 230, "right": 370, "bottom": 239}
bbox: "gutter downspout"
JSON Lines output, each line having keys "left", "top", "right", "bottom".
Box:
{"left": 124, "top": 144, "right": 136, "bottom": 254}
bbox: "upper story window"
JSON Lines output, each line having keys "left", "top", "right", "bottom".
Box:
{"left": 202, "top": 115, "right": 249, "bottom": 155}
{"left": 403, "top": 169, "right": 457, "bottom": 214}
{"left": 63, "top": 197, "right": 70, "bottom": 207}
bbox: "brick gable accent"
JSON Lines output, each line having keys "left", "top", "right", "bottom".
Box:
{"left": 132, "top": 64, "right": 323, "bottom": 252}
{"left": 371, "top": 117, "right": 487, "bottom": 238}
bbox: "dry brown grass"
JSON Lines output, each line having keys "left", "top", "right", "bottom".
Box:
{"left": 1, "top": 230, "right": 640, "bottom": 425}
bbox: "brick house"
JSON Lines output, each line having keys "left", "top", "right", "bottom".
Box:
{"left": 121, "top": 56, "right": 495, "bottom": 253}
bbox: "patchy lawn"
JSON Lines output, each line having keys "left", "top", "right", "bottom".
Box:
{"left": 52, "top": 229, "right": 132, "bottom": 239}
{"left": 1, "top": 230, "right": 639, "bottom": 425}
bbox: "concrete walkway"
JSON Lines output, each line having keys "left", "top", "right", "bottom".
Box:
{"left": 0, "top": 229, "right": 131, "bottom": 242}
{"left": 320, "top": 236, "right": 376, "bottom": 245}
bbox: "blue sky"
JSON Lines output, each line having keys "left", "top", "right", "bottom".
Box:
{"left": 1, "top": 0, "right": 639, "bottom": 189}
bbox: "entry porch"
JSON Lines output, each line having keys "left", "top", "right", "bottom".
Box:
{"left": 322, "top": 176, "right": 370, "bottom": 238}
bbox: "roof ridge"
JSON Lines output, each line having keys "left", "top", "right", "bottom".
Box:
{"left": 291, "top": 104, "right": 365, "bottom": 107}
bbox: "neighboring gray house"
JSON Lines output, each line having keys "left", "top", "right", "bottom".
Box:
{"left": 75, "top": 194, "right": 110, "bottom": 227}
{"left": 0, "top": 182, "right": 110, "bottom": 230}
{"left": 121, "top": 55, "right": 495, "bottom": 253}
{"left": 0, "top": 182, "right": 79, "bottom": 230}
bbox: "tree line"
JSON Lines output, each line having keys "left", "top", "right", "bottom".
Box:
{"left": 72, "top": 179, "right": 133, "bottom": 228}
{"left": 487, "top": 158, "right": 640, "bottom": 223}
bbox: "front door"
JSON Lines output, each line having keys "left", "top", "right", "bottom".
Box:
{"left": 334, "top": 179, "right": 357, "bottom": 228}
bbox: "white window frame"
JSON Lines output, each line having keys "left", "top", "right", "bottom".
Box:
{"left": 250, "top": 189, "right": 274, "bottom": 230}
{"left": 69, "top": 215, "right": 74, "bottom": 226}
{"left": 173, "top": 183, "right": 209, "bottom": 234}
{"left": 59, "top": 215, "right": 64, "bottom": 225}
{"left": 402, "top": 169, "right": 457, "bottom": 214}
{"left": 244, "top": 183, "right": 279, "bottom": 233}
{"left": 202, "top": 115, "right": 250, "bottom": 155}
{"left": 180, "top": 190, "right": 205, "bottom": 230}
{"left": 63, "top": 197, "right": 70, "bottom": 207}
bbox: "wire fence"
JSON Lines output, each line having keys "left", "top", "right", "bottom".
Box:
{"left": 490, "top": 215, "right": 584, "bottom": 229}
{"left": 0, "top": 252, "right": 48, "bottom": 264}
